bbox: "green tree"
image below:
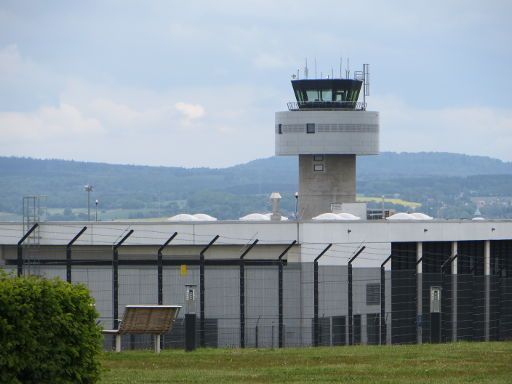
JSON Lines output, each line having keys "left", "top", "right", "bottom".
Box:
{"left": 0, "top": 271, "right": 102, "bottom": 384}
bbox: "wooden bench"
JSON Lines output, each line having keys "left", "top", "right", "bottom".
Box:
{"left": 102, "top": 305, "right": 181, "bottom": 353}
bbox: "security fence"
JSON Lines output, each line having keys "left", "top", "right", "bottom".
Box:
{"left": 2, "top": 228, "right": 512, "bottom": 351}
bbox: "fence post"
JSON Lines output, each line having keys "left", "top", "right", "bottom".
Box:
{"left": 239, "top": 239, "right": 258, "bottom": 348}
{"left": 348, "top": 246, "right": 366, "bottom": 346}
{"left": 17, "top": 223, "right": 39, "bottom": 277}
{"left": 66, "top": 226, "right": 87, "bottom": 283}
{"left": 199, "top": 235, "right": 219, "bottom": 347}
{"left": 380, "top": 254, "right": 392, "bottom": 345}
{"left": 484, "top": 240, "right": 491, "bottom": 341}
{"left": 415, "top": 243, "right": 423, "bottom": 345}
{"left": 314, "top": 244, "right": 332, "bottom": 347}
{"left": 278, "top": 240, "right": 296, "bottom": 348}
{"left": 112, "top": 229, "right": 134, "bottom": 333}
{"left": 440, "top": 249, "right": 458, "bottom": 343}
{"left": 157, "top": 232, "right": 178, "bottom": 351}
{"left": 497, "top": 264, "right": 506, "bottom": 341}
{"left": 451, "top": 242, "right": 458, "bottom": 342}
{"left": 157, "top": 232, "right": 178, "bottom": 305}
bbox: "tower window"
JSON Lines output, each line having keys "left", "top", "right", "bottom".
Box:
{"left": 313, "top": 164, "right": 324, "bottom": 172}
{"left": 313, "top": 155, "right": 324, "bottom": 161}
{"left": 306, "top": 123, "right": 315, "bottom": 134}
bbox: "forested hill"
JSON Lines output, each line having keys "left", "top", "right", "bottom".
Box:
{"left": 1, "top": 152, "right": 512, "bottom": 220}
{"left": 358, "top": 152, "right": 512, "bottom": 177}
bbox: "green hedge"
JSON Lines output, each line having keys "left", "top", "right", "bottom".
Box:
{"left": 0, "top": 271, "right": 102, "bottom": 384}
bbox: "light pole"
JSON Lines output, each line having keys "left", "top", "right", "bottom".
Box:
{"left": 84, "top": 185, "right": 93, "bottom": 221}
{"left": 294, "top": 192, "right": 299, "bottom": 220}
{"left": 95, "top": 199, "right": 99, "bottom": 221}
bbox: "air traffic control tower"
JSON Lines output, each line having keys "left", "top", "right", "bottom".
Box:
{"left": 275, "top": 64, "right": 379, "bottom": 219}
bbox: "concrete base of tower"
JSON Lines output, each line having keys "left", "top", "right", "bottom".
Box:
{"left": 298, "top": 154, "right": 356, "bottom": 220}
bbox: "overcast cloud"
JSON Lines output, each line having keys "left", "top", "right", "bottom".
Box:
{"left": 0, "top": 1, "right": 511, "bottom": 167}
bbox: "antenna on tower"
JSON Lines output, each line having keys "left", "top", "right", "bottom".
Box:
{"left": 339, "top": 57, "right": 342, "bottom": 78}
{"left": 363, "top": 63, "right": 370, "bottom": 110}
{"left": 346, "top": 58, "right": 350, "bottom": 79}
{"left": 314, "top": 58, "right": 317, "bottom": 78}
{"left": 304, "top": 58, "right": 309, "bottom": 79}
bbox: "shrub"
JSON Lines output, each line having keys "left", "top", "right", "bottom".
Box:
{"left": 0, "top": 271, "right": 102, "bottom": 383}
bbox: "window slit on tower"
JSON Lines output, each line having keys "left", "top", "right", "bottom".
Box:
{"left": 313, "top": 154, "right": 324, "bottom": 172}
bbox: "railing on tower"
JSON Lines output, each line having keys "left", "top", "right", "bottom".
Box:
{"left": 287, "top": 101, "right": 367, "bottom": 111}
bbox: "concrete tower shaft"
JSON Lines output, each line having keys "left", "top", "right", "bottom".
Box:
{"left": 299, "top": 154, "right": 356, "bottom": 220}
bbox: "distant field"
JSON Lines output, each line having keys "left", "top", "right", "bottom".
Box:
{"left": 357, "top": 195, "right": 421, "bottom": 209}
{"left": 43, "top": 207, "right": 174, "bottom": 221}
{"left": 100, "top": 342, "right": 512, "bottom": 384}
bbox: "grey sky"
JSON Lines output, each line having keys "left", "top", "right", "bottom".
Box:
{"left": 0, "top": 1, "right": 511, "bottom": 167}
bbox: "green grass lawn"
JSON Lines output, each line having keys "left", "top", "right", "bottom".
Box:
{"left": 100, "top": 342, "right": 512, "bottom": 384}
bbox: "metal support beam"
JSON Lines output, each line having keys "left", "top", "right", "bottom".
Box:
{"left": 157, "top": 232, "right": 178, "bottom": 305}
{"left": 17, "top": 223, "right": 39, "bottom": 277}
{"left": 112, "top": 230, "right": 134, "bottom": 332}
{"left": 278, "top": 240, "right": 296, "bottom": 348}
{"left": 348, "top": 246, "right": 366, "bottom": 346}
{"left": 199, "top": 235, "right": 219, "bottom": 347}
{"left": 5, "top": 258, "right": 287, "bottom": 267}
{"left": 313, "top": 243, "right": 332, "bottom": 347}
{"left": 66, "top": 226, "right": 87, "bottom": 283}
{"left": 239, "top": 239, "right": 258, "bottom": 348}
{"left": 380, "top": 254, "right": 392, "bottom": 345}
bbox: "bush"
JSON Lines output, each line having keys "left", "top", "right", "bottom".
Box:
{"left": 0, "top": 271, "right": 102, "bottom": 383}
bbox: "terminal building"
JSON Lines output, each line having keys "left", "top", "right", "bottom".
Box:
{"left": 1, "top": 66, "right": 511, "bottom": 348}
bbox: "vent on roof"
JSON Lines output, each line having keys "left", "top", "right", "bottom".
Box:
{"left": 366, "top": 283, "right": 380, "bottom": 305}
